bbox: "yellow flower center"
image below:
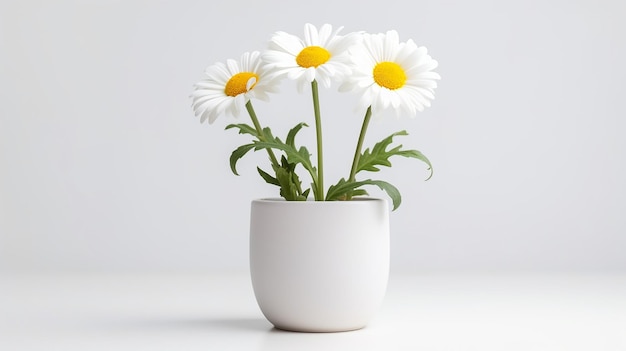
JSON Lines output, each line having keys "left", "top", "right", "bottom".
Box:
{"left": 373, "top": 62, "right": 407, "bottom": 90}
{"left": 296, "top": 46, "right": 331, "bottom": 68}
{"left": 224, "top": 72, "right": 259, "bottom": 97}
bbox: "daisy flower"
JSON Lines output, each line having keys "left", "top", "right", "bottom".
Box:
{"left": 340, "top": 30, "right": 440, "bottom": 117}
{"left": 191, "top": 51, "right": 279, "bottom": 124}
{"left": 262, "top": 23, "right": 360, "bottom": 91}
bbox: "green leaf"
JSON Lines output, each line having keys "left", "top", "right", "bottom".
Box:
{"left": 326, "top": 178, "right": 402, "bottom": 210}
{"left": 257, "top": 167, "right": 279, "bottom": 186}
{"left": 302, "top": 188, "right": 311, "bottom": 198}
{"left": 229, "top": 143, "right": 256, "bottom": 176}
{"left": 226, "top": 124, "right": 280, "bottom": 176}
{"left": 252, "top": 140, "right": 317, "bottom": 184}
{"left": 274, "top": 164, "right": 308, "bottom": 201}
{"left": 357, "top": 130, "right": 433, "bottom": 180}
{"left": 325, "top": 178, "right": 366, "bottom": 201}
{"left": 260, "top": 127, "right": 275, "bottom": 141}
{"left": 225, "top": 123, "right": 318, "bottom": 201}
{"left": 278, "top": 155, "right": 296, "bottom": 173}
{"left": 366, "top": 179, "right": 402, "bottom": 210}
{"left": 225, "top": 123, "right": 258, "bottom": 137}
{"left": 396, "top": 149, "right": 434, "bottom": 180}
{"left": 259, "top": 159, "right": 311, "bottom": 201}
{"left": 228, "top": 128, "right": 317, "bottom": 201}
{"left": 349, "top": 189, "right": 369, "bottom": 197}
{"left": 286, "top": 122, "right": 308, "bottom": 147}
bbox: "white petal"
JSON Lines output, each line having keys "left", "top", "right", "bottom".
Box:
{"left": 304, "top": 67, "right": 316, "bottom": 82}
{"left": 246, "top": 76, "right": 257, "bottom": 91}
{"left": 269, "top": 32, "right": 305, "bottom": 56}
{"left": 225, "top": 59, "right": 240, "bottom": 75}
{"left": 303, "top": 23, "right": 319, "bottom": 46}
{"left": 317, "top": 24, "right": 334, "bottom": 46}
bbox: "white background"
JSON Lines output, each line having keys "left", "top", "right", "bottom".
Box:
{"left": 1, "top": 0, "right": 625, "bottom": 274}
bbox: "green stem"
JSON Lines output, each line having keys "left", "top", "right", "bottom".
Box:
{"left": 245, "top": 101, "right": 280, "bottom": 168}
{"left": 311, "top": 80, "right": 324, "bottom": 201}
{"left": 348, "top": 106, "right": 373, "bottom": 182}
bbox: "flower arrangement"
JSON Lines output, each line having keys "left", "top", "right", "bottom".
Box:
{"left": 191, "top": 24, "right": 440, "bottom": 210}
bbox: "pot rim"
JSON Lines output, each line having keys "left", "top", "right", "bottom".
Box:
{"left": 252, "top": 197, "right": 387, "bottom": 205}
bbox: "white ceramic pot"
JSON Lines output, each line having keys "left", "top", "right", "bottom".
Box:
{"left": 249, "top": 198, "right": 390, "bottom": 332}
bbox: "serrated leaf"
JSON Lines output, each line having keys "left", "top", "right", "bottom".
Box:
{"left": 279, "top": 155, "right": 296, "bottom": 173}
{"left": 257, "top": 167, "right": 279, "bottom": 186}
{"left": 357, "top": 130, "right": 433, "bottom": 180}
{"left": 229, "top": 143, "right": 256, "bottom": 176}
{"left": 225, "top": 123, "right": 258, "bottom": 137}
{"left": 326, "top": 178, "right": 361, "bottom": 201}
{"left": 261, "top": 127, "right": 275, "bottom": 141}
{"left": 397, "top": 149, "right": 433, "bottom": 180}
{"left": 366, "top": 179, "right": 402, "bottom": 210}
{"left": 252, "top": 140, "right": 317, "bottom": 183}
{"left": 274, "top": 163, "right": 308, "bottom": 201}
{"left": 326, "top": 178, "right": 402, "bottom": 210}
{"left": 286, "top": 122, "right": 308, "bottom": 147}
{"left": 350, "top": 189, "right": 369, "bottom": 197}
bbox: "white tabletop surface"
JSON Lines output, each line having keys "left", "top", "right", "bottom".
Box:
{"left": 1, "top": 272, "right": 625, "bottom": 351}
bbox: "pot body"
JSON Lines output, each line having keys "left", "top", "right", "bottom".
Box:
{"left": 249, "top": 198, "right": 390, "bottom": 332}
